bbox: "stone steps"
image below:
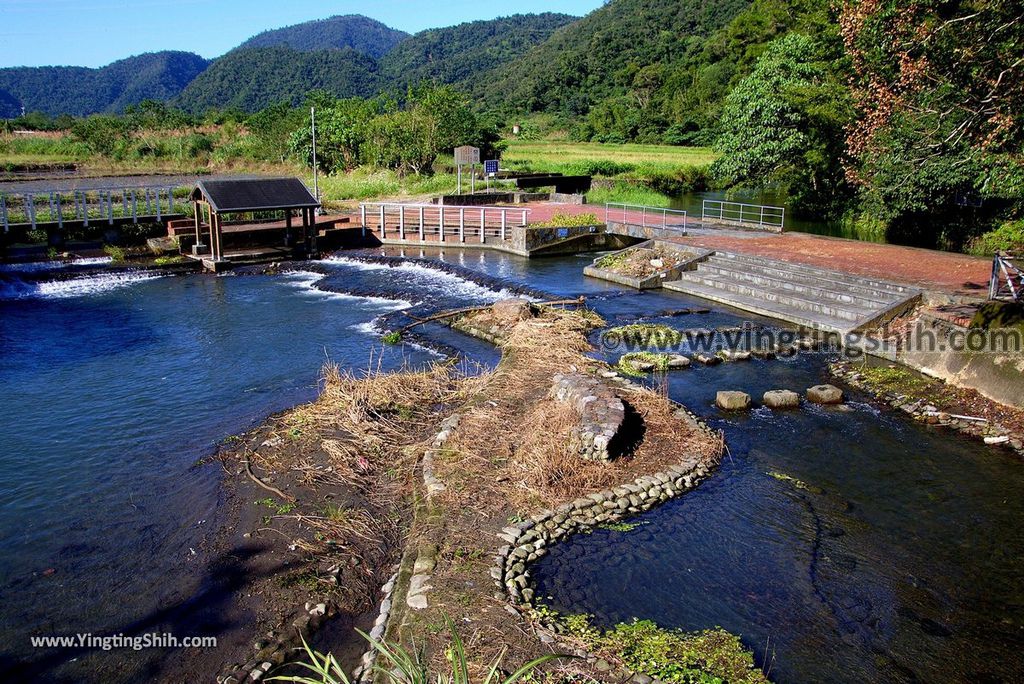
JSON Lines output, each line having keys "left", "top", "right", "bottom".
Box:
{"left": 696, "top": 264, "right": 888, "bottom": 309}
{"left": 663, "top": 250, "right": 921, "bottom": 333}
{"left": 700, "top": 256, "right": 902, "bottom": 303}
{"left": 712, "top": 251, "right": 915, "bottom": 295}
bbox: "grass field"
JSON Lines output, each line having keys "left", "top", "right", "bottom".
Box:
{"left": 502, "top": 140, "right": 718, "bottom": 175}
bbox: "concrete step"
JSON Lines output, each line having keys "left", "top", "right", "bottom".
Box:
{"left": 671, "top": 272, "right": 873, "bottom": 323}
{"left": 703, "top": 255, "right": 903, "bottom": 302}
{"left": 662, "top": 277, "right": 859, "bottom": 332}
{"left": 712, "top": 251, "right": 914, "bottom": 295}
{"left": 695, "top": 261, "right": 895, "bottom": 309}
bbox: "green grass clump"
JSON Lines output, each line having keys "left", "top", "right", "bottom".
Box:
{"left": 153, "top": 255, "right": 186, "bottom": 266}
{"left": 595, "top": 250, "right": 631, "bottom": 270}
{"left": 587, "top": 181, "right": 673, "bottom": 208}
{"left": 270, "top": 615, "right": 561, "bottom": 684}
{"left": 536, "top": 212, "right": 599, "bottom": 228}
{"left": 381, "top": 330, "right": 402, "bottom": 345}
{"left": 540, "top": 611, "right": 770, "bottom": 684}
{"left": 102, "top": 244, "right": 127, "bottom": 262}
{"left": 603, "top": 619, "right": 770, "bottom": 684}
{"left": 859, "top": 365, "right": 935, "bottom": 395}
{"left": 619, "top": 351, "right": 671, "bottom": 376}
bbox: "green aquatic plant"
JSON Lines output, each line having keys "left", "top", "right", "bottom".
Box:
{"left": 528, "top": 609, "right": 770, "bottom": 684}
{"left": 597, "top": 520, "right": 649, "bottom": 533}
{"left": 618, "top": 351, "right": 671, "bottom": 376}
{"left": 601, "top": 619, "right": 770, "bottom": 684}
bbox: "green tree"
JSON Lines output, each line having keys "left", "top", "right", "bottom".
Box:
{"left": 712, "top": 33, "right": 853, "bottom": 215}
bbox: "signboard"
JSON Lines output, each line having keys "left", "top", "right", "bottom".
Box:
{"left": 454, "top": 146, "right": 480, "bottom": 165}
{"left": 484, "top": 159, "right": 499, "bottom": 177}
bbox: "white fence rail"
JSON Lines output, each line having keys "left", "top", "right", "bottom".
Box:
{"left": 604, "top": 203, "right": 688, "bottom": 232}
{"left": 359, "top": 202, "right": 529, "bottom": 243}
{"left": 701, "top": 200, "right": 785, "bottom": 231}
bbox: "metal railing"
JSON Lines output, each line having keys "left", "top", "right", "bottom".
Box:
{"left": 701, "top": 200, "right": 785, "bottom": 231}
{"left": 990, "top": 253, "right": 1023, "bottom": 302}
{"left": 359, "top": 202, "right": 529, "bottom": 243}
{"left": 1, "top": 185, "right": 184, "bottom": 233}
{"left": 604, "top": 203, "right": 688, "bottom": 232}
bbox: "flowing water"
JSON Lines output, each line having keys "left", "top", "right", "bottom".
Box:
{"left": 1, "top": 248, "right": 1022, "bottom": 682}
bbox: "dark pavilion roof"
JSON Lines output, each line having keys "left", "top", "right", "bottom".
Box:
{"left": 192, "top": 177, "right": 319, "bottom": 213}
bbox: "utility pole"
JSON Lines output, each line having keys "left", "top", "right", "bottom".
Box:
{"left": 311, "top": 106, "right": 319, "bottom": 215}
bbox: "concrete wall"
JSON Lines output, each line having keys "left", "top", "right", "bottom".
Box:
{"left": 897, "top": 313, "right": 1024, "bottom": 407}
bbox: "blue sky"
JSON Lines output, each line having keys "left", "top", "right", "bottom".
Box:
{"left": 0, "top": 0, "right": 603, "bottom": 68}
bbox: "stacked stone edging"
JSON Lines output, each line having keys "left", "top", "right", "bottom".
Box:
{"left": 216, "top": 562, "right": 351, "bottom": 683}
{"left": 352, "top": 570, "right": 400, "bottom": 683}
{"left": 551, "top": 372, "right": 626, "bottom": 461}
{"left": 830, "top": 361, "right": 1024, "bottom": 456}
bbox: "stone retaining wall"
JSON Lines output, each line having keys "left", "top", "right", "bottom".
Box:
{"left": 831, "top": 360, "right": 1024, "bottom": 456}
{"left": 551, "top": 372, "right": 626, "bottom": 461}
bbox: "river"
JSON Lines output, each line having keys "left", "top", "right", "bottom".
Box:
{"left": 1, "top": 248, "right": 1022, "bottom": 682}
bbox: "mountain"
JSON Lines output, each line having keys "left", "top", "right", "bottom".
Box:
{"left": 174, "top": 47, "right": 379, "bottom": 113}
{"left": 379, "top": 13, "right": 578, "bottom": 91}
{"left": 481, "top": 0, "right": 752, "bottom": 113}
{"left": 0, "top": 52, "right": 209, "bottom": 117}
{"left": 235, "top": 14, "right": 409, "bottom": 58}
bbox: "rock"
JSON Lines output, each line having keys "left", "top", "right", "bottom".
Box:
{"left": 695, "top": 354, "right": 722, "bottom": 366}
{"left": 763, "top": 389, "right": 800, "bottom": 409}
{"left": 650, "top": 258, "right": 664, "bottom": 268}
{"left": 666, "top": 354, "right": 691, "bottom": 369}
{"left": 984, "top": 435, "right": 1010, "bottom": 445}
{"left": 491, "top": 298, "right": 533, "bottom": 325}
{"left": 806, "top": 384, "right": 844, "bottom": 404}
{"left": 716, "top": 391, "right": 751, "bottom": 410}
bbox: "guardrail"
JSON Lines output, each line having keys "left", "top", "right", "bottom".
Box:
{"left": 604, "top": 203, "right": 688, "bottom": 232}
{"left": 359, "top": 202, "right": 529, "bottom": 243}
{"left": 701, "top": 200, "right": 785, "bottom": 231}
{"left": 1, "top": 185, "right": 184, "bottom": 233}
{"left": 990, "top": 252, "right": 1023, "bottom": 302}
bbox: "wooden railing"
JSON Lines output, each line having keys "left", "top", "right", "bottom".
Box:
{"left": 359, "top": 202, "right": 530, "bottom": 243}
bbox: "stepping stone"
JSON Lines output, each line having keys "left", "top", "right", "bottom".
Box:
{"left": 806, "top": 384, "right": 844, "bottom": 404}
{"left": 763, "top": 389, "right": 800, "bottom": 409}
{"left": 716, "top": 391, "right": 751, "bottom": 410}
{"left": 717, "top": 349, "right": 751, "bottom": 361}
{"left": 750, "top": 348, "right": 776, "bottom": 360}
{"left": 695, "top": 353, "right": 722, "bottom": 365}
{"left": 666, "top": 354, "right": 691, "bottom": 369}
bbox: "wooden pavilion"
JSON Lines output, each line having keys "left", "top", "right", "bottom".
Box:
{"left": 189, "top": 177, "right": 321, "bottom": 267}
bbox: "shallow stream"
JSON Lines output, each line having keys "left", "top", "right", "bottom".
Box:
{"left": 1, "top": 249, "right": 1021, "bottom": 682}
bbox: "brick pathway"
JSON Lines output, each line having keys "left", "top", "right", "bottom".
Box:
{"left": 522, "top": 202, "right": 991, "bottom": 296}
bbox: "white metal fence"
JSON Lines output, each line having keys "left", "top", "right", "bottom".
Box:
{"left": 604, "top": 203, "right": 688, "bottom": 232}
{"left": 701, "top": 200, "right": 785, "bottom": 231}
{"left": 359, "top": 202, "right": 529, "bottom": 243}
{"left": 0, "top": 186, "right": 183, "bottom": 233}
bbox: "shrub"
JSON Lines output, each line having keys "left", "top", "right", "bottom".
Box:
{"left": 967, "top": 220, "right": 1024, "bottom": 256}
{"left": 535, "top": 212, "right": 599, "bottom": 228}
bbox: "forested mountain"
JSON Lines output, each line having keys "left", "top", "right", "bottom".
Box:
{"left": 480, "top": 0, "right": 751, "bottom": 114}
{"left": 379, "top": 13, "right": 578, "bottom": 92}
{"left": 0, "top": 52, "right": 209, "bottom": 117}
{"left": 234, "top": 14, "right": 409, "bottom": 58}
{"left": 174, "top": 47, "right": 379, "bottom": 113}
